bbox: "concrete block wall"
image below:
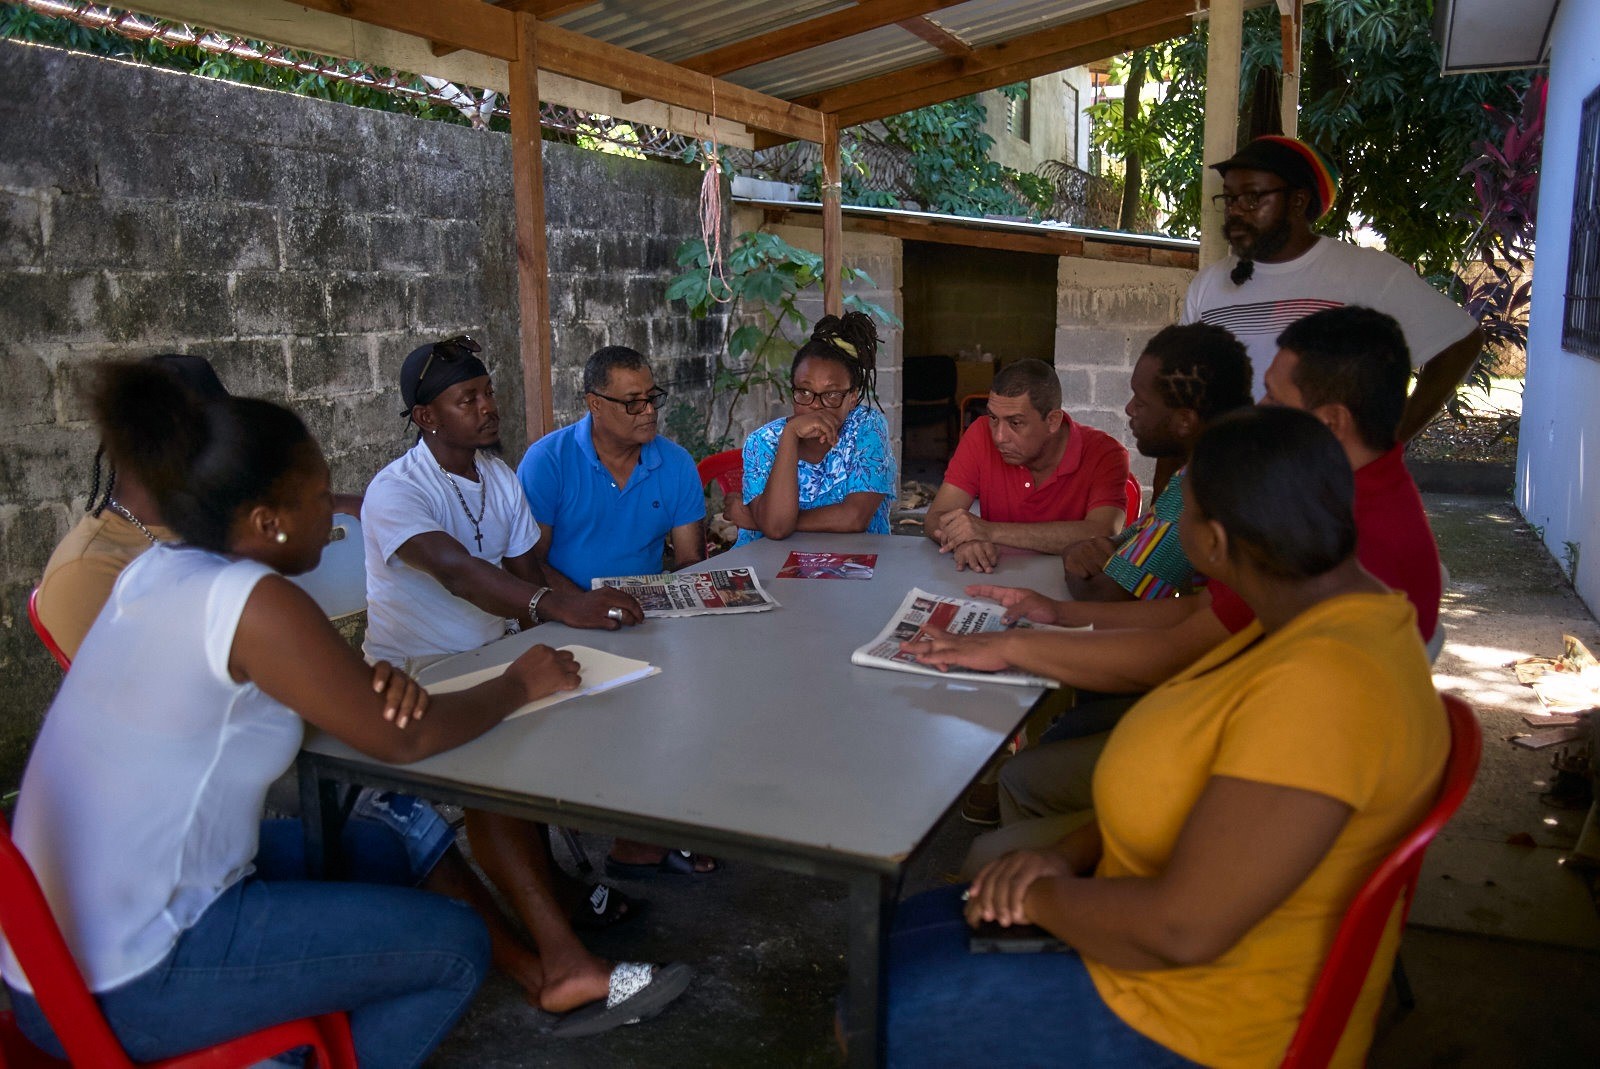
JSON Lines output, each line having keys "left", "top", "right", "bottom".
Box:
{"left": 902, "top": 243, "right": 1057, "bottom": 365}
{"left": 0, "top": 41, "right": 723, "bottom": 789}
{"left": 1054, "top": 255, "right": 1196, "bottom": 489}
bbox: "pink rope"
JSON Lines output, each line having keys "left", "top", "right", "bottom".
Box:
{"left": 700, "top": 81, "right": 732, "bottom": 304}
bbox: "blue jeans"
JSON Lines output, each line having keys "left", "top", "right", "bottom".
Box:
{"left": 9, "top": 819, "right": 489, "bottom": 1069}
{"left": 886, "top": 887, "right": 1200, "bottom": 1068}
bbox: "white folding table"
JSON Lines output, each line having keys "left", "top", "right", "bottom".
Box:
{"left": 297, "top": 532, "right": 1061, "bottom": 1066}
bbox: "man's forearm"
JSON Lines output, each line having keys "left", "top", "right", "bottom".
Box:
{"left": 1398, "top": 328, "right": 1484, "bottom": 441}
{"left": 1064, "top": 571, "right": 1134, "bottom": 603}
{"left": 981, "top": 519, "right": 1114, "bottom": 555}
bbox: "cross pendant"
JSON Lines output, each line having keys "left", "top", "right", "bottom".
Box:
{"left": 474, "top": 532, "right": 484, "bottom": 551}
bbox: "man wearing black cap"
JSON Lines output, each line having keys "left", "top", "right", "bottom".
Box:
{"left": 1182, "top": 135, "right": 1483, "bottom": 443}
{"left": 361, "top": 335, "right": 692, "bottom": 1036}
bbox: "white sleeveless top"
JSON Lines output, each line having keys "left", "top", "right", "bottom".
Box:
{"left": 1, "top": 545, "right": 303, "bottom": 993}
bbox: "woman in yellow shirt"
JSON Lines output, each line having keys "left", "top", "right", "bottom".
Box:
{"left": 894, "top": 405, "right": 1448, "bottom": 1068}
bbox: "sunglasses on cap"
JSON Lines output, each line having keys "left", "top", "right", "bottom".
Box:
{"left": 417, "top": 334, "right": 481, "bottom": 389}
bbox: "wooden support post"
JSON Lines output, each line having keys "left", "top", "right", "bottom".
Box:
{"left": 1279, "top": 0, "right": 1302, "bottom": 137}
{"left": 509, "top": 11, "right": 553, "bottom": 443}
{"left": 1200, "top": 0, "right": 1244, "bottom": 269}
{"left": 821, "top": 113, "right": 843, "bottom": 318}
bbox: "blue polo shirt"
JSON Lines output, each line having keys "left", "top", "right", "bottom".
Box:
{"left": 516, "top": 415, "right": 705, "bottom": 588}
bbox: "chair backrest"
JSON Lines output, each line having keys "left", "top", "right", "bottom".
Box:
{"left": 287, "top": 514, "right": 367, "bottom": 620}
{"left": 1279, "top": 693, "right": 1482, "bottom": 1068}
{"left": 0, "top": 814, "right": 137, "bottom": 1067}
{"left": 25, "top": 590, "right": 71, "bottom": 672}
{"left": 959, "top": 392, "right": 989, "bottom": 430}
{"left": 1123, "top": 473, "right": 1141, "bottom": 524}
{"left": 696, "top": 449, "right": 743, "bottom": 499}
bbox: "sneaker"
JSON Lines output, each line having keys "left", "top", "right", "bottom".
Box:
{"left": 961, "top": 781, "right": 1001, "bottom": 826}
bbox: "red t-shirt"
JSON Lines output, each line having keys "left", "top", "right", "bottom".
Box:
{"left": 944, "top": 413, "right": 1130, "bottom": 524}
{"left": 1207, "top": 446, "right": 1441, "bottom": 641}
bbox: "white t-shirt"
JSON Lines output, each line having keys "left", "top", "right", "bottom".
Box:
{"left": 1182, "top": 236, "right": 1477, "bottom": 398}
{"left": 362, "top": 440, "right": 540, "bottom": 664}
{"left": 1, "top": 546, "right": 300, "bottom": 993}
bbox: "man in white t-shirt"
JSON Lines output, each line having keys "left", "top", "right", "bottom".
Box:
{"left": 1183, "top": 135, "right": 1483, "bottom": 442}
{"left": 362, "top": 336, "right": 689, "bottom": 1035}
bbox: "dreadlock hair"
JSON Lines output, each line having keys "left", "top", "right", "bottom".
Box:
{"left": 91, "top": 362, "right": 317, "bottom": 552}
{"left": 792, "top": 311, "right": 881, "bottom": 408}
{"left": 1139, "top": 323, "right": 1254, "bottom": 425}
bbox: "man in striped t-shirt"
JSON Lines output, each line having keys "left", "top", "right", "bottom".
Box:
{"left": 1182, "top": 136, "right": 1480, "bottom": 443}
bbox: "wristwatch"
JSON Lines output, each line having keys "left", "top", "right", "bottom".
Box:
{"left": 527, "top": 586, "right": 552, "bottom": 623}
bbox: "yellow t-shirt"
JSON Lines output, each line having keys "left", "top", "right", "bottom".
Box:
{"left": 35, "top": 511, "right": 172, "bottom": 662}
{"left": 1085, "top": 591, "right": 1448, "bottom": 1069}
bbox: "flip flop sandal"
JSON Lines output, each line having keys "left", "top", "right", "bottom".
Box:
{"left": 570, "top": 881, "right": 645, "bottom": 931}
{"left": 543, "top": 962, "right": 694, "bottom": 1039}
{"left": 604, "top": 849, "right": 720, "bottom": 879}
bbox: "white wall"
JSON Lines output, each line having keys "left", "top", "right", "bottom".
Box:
{"left": 1516, "top": 0, "right": 1600, "bottom": 610}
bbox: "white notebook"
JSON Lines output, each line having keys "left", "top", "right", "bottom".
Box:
{"left": 423, "top": 644, "right": 658, "bottom": 720}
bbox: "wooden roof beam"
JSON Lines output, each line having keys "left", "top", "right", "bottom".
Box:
{"left": 295, "top": 0, "right": 823, "bottom": 141}
{"left": 797, "top": 0, "right": 1200, "bottom": 118}
{"left": 830, "top": 16, "right": 1194, "bottom": 127}
{"left": 432, "top": 0, "right": 594, "bottom": 58}
{"left": 896, "top": 16, "right": 972, "bottom": 58}
{"left": 680, "top": 0, "right": 969, "bottom": 77}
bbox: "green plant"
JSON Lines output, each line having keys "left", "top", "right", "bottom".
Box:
{"left": 666, "top": 231, "right": 899, "bottom": 445}
{"left": 1563, "top": 541, "right": 1581, "bottom": 583}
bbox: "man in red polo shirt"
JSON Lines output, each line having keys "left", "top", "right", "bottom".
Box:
{"left": 925, "top": 358, "right": 1130, "bottom": 573}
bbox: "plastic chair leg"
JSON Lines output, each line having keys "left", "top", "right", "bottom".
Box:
{"left": 1391, "top": 954, "right": 1416, "bottom": 1011}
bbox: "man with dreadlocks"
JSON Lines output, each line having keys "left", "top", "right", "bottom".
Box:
{"left": 1183, "top": 135, "right": 1482, "bottom": 443}
{"left": 1061, "top": 323, "right": 1253, "bottom": 603}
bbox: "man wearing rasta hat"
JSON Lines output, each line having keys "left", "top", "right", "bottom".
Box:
{"left": 1182, "top": 135, "right": 1483, "bottom": 443}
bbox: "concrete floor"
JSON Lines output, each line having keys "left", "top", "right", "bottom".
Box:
{"left": 424, "top": 491, "right": 1600, "bottom": 1068}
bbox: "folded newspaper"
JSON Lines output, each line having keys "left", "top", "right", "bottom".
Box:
{"left": 851, "top": 588, "right": 1063, "bottom": 688}
{"left": 591, "top": 567, "right": 780, "bottom": 618}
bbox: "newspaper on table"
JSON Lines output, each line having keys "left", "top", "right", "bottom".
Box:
{"left": 591, "top": 567, "right": 780, "bottom": 619}
{"left": 851, "top": 587, "right": 1063, "bottom": 688}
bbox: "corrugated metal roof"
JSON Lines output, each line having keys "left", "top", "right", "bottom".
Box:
{"left": 555, "top": 0, "right": 852, "bottom": 67}
{"left": 932, "top": 0, "right": 1149, "bottom": 49}
{"left": 725, "top": 24, "right": 941, "bottom": 99}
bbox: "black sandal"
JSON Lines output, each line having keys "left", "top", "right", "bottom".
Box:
{"left": 570, "top": 881, "right": 644, "bottom": 930}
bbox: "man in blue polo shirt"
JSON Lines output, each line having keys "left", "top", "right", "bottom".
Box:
{"left": 518, "top": 346, "right": 705, "bottom": 588}
{"left": 517, "top": 345, "right": 716, "bottom": 877}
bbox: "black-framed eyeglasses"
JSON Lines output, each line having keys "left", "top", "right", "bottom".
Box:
{"left": 418, "top": 334, "right": 480, "bottom": 388}
{"left": 792, "top": 387, "right": 851, "bottom": 409}
{"left": 1211, "top": 186, "right": 1290, "bottom": 212}
{"left": 589, "top": 387, "right": 668, "bottom": 415}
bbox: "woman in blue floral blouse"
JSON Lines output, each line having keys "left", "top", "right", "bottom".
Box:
{"left": 728, "top": 312, "right": 897, "bottom": 546}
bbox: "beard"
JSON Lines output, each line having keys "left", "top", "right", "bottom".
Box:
{"left": 1226, "top": 215, "right": 1293, "bottom": 262}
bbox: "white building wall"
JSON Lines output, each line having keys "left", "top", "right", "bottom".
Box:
{"left": 1516, "top": 0, "right": 1600, "bottom": 610}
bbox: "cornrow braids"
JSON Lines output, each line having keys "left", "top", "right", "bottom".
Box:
{"left": 793, "top": 311, "right": 882, "bottom": 409}
{"left": 86, "top": 444, "right": 115, "bottom": 517}
{"left": 1140, "top": 323, "right": 1253, "bottom": 426}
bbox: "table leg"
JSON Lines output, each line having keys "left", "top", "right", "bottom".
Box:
{"left": 844, "top": 871, "right": 894, "bottom": 1068}
{"left": 295, "top": 754, "right": 350, "bottom": 880}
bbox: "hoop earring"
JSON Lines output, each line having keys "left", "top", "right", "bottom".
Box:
{"left": 274, "top": 532, "right": 288, "bottom": 544}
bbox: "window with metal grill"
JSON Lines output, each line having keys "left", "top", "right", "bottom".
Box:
{"left": 1564, "top": 84, "right": 1600, "bottom": 358}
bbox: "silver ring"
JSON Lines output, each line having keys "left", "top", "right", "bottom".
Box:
{"left": 607, "top": 607, "right": 625, "bottom": 622}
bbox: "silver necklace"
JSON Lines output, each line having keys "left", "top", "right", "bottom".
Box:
{"left": 106, "top": 498, "right": 159, "bottom": 545}
{"left": 440, "top": 463, "right": 487, "bottom": 552}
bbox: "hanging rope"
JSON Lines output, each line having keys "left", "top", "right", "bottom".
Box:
{"left": 699, "top": 80, "right": 733, "bottom": 304}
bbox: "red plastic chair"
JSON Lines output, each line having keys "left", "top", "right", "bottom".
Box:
{"left": 696, "top": 449, "right": 743, "bottom": 498}
{"left": 0, "top": 816, "right": 356, "bottom": 1069}
{"left": 25, "top": 590, "right": 70, "bottom": 673}
{"left": 1278, "top": 693, "right": 1482, "bottom": 1068}
{"left": 1123, "top": 473, "right": 1141, "bottom": 525}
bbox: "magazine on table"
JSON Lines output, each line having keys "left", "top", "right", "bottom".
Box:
{"left": 851, "top": 588, "right": 1066, "bottom": 688}
{"left": 776, "top": 551, "right": 878, "bottom": 580}
{"left": 590, "top": 567, "right": 780, "bottom": 618}
{"left": 422, "top": 645, "right": 659, "bottom": 720}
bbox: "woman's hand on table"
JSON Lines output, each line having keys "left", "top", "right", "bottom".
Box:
{"left": 965, "top": 848, "right": 1076, "bottom": 928}
{"left": 965, "top": 584, "right": 1062, "bottom": 625}
{"left": 900, "top": 630, "right": 1012, "bottom": 672}
{"left": 506, "top": 644, "right": 582, "bottom": 704}
{"left": 370, "top": 661, "right": 428, "bottom": 729}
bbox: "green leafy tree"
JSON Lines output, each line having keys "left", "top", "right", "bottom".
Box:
{"left": 666, "top": 232, "right": 899, "bottom": 453}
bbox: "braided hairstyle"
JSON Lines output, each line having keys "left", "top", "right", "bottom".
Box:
{"left": 90, "top": 362, "right": 316, "bottom": 552}
{"left": 792, "top": 311, "right": 881, "bottom": 409}
{"left": 1140, "top": 323, "right": 1253, "bottom": 425}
